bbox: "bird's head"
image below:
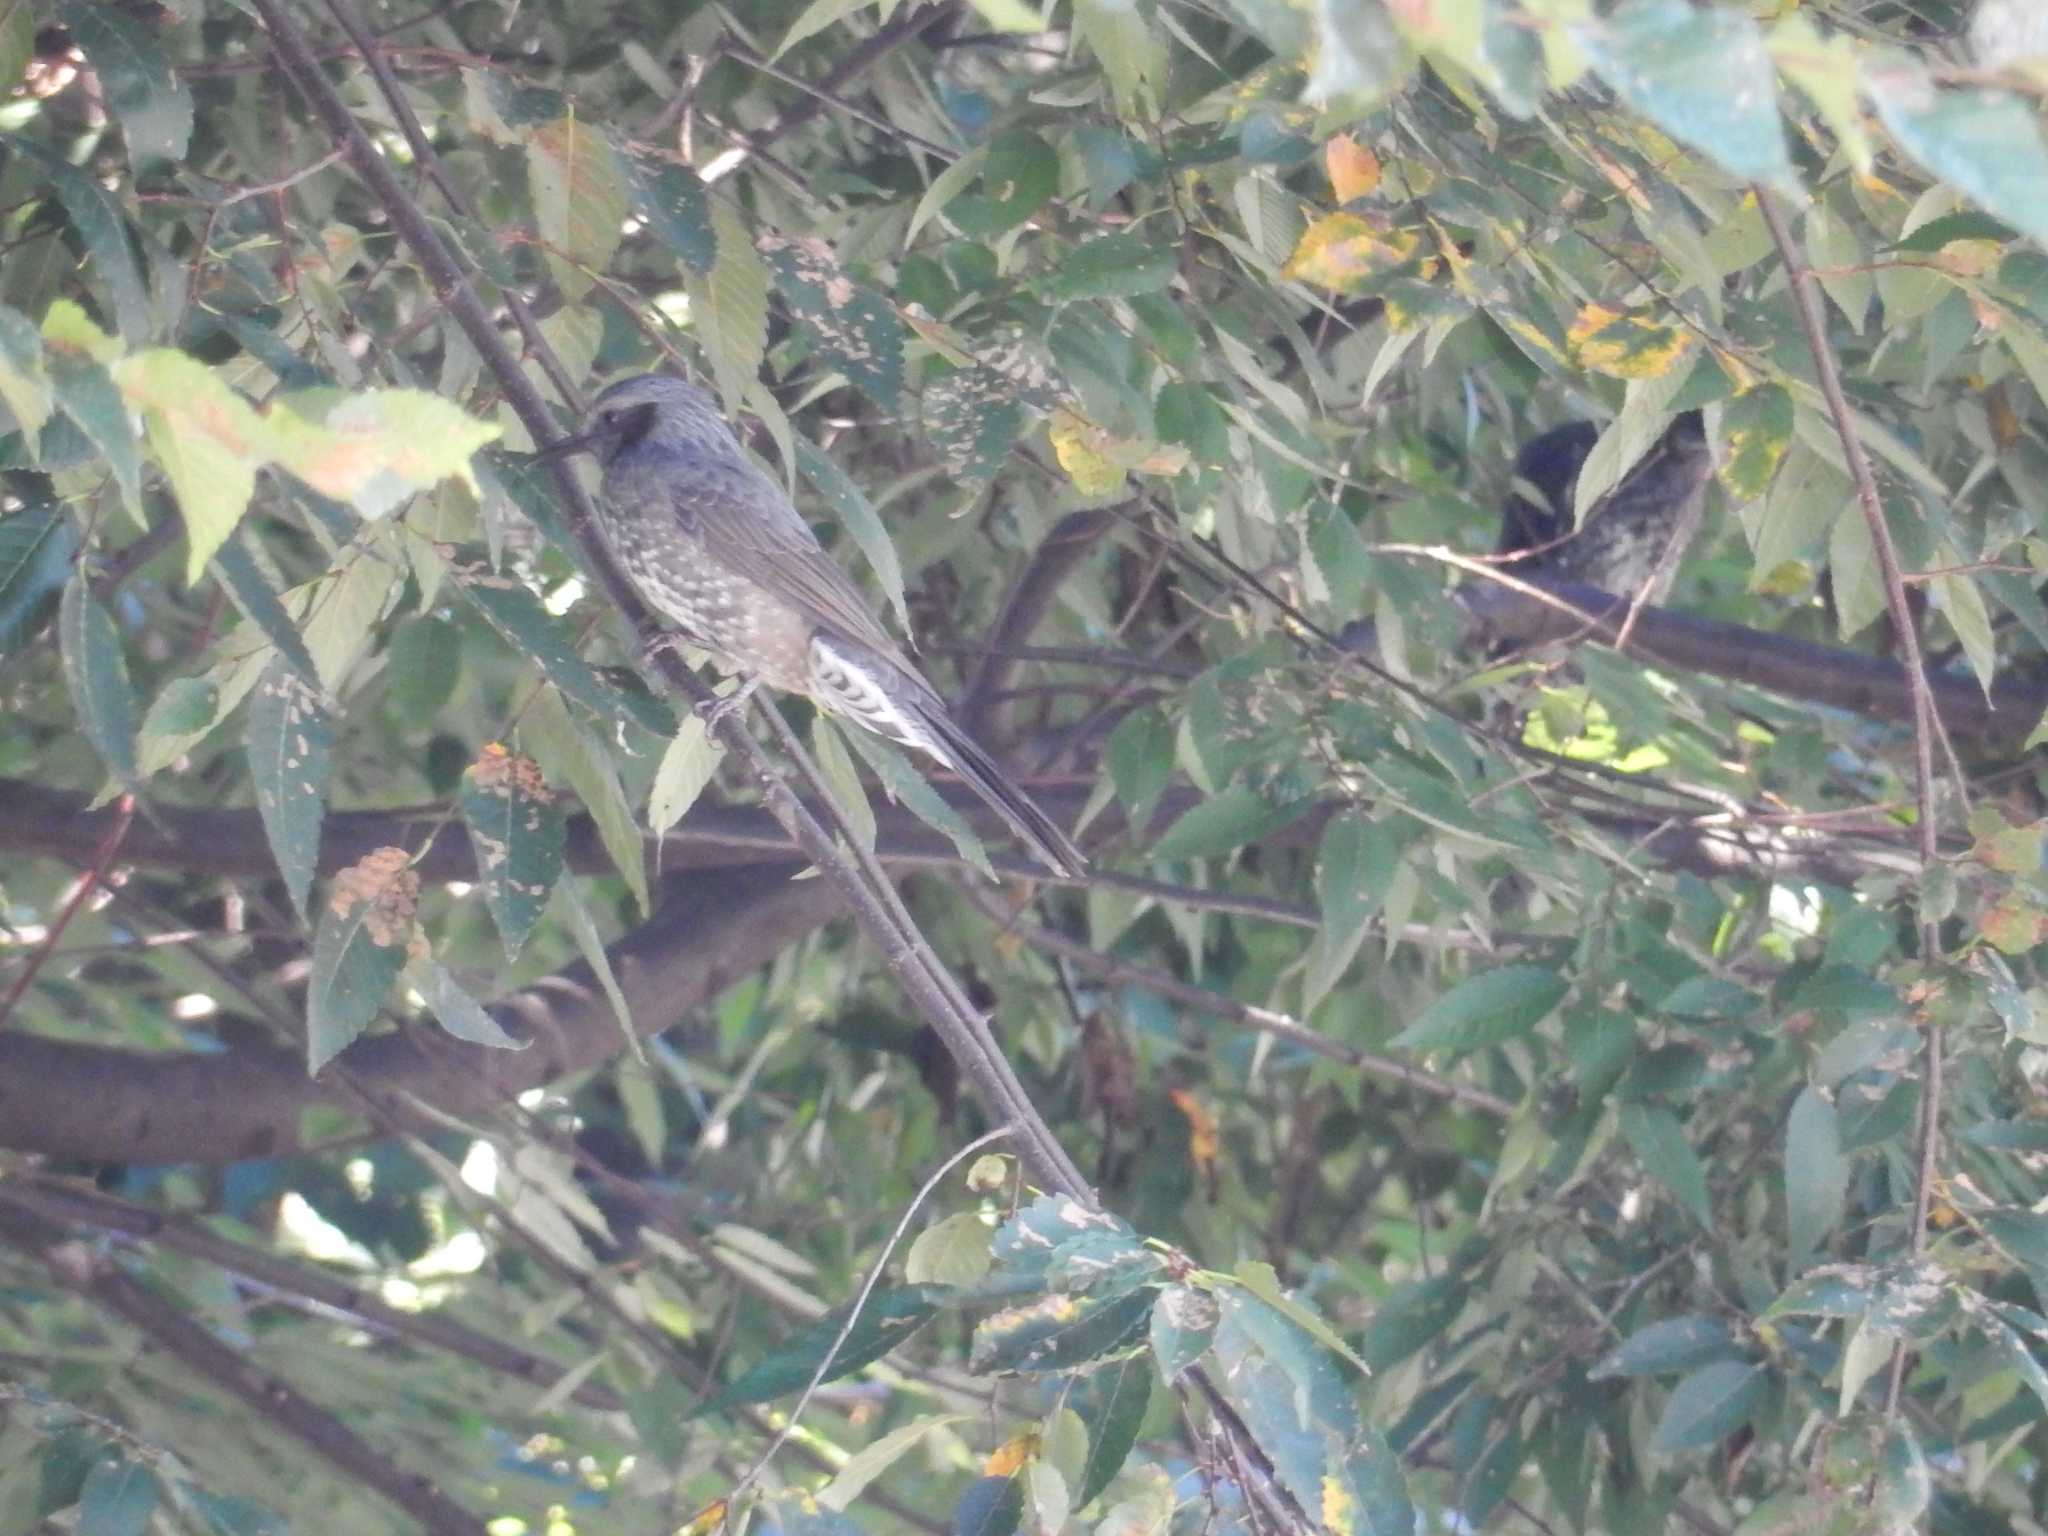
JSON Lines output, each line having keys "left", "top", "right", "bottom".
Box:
{"left": 535, "top": 374, "right": 741, "bottom": 467}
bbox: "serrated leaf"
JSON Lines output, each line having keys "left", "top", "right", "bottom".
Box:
{"left": 59, "top": 575, "right": 138, "bottom": 784}
{"left": 210, "top": 532, "right": 321, "bottom": 685}
{"left": 61, "top": 1, "right": 193, "bottom": 168}
{"left": 622, "top": 152, "right": 715, "bottom": 274}
{"left": 970, "top": 1287, "right": 1157, "bottom": 1375}
{"left": 45, "top": 334, "right": 143, "bottom": 518}
{"left": 840, "top": 724, "right": 995, "bottom": 879}
{"left": 1589, "top": 1316, "right": 1742, "bottom": 1380}
{"left": 0, "top": 493, "right": 75, "bottom": 644}
{"left": 699, "top": 1286, "right": 950, "bottom": 1415}
{"left": 694, "top": 201, "right": 770, "bottom": 416}
{"left": 1038, "top": 232, "right": 1178, "bottom": 300}
{"left": 1866, "top": 59, "right": 2048, "bottom": 244}
{"left": 922, "top": 366, "right": 1027, "bottom": 482}
{"left": 1304, "top": 812, "right": 1394, "bottom": 1013}
{"left": 765, "top": 237, "right": 905, "bottom": 411}
{"left": 1649, "top": 1360, "right": 1766, "bottom": 1453}
{"left": 1072, "top": 1353, "right": 1152, "bottom": 1506}
{"left": 793, "top": 435, "right": 908, "bottom": 633}
{"left": 1392, "top": 964, "right": 1566, "bottom": 1055}
{"left": 307, "top": 848, "right": 418, "bottom": 1073}
{"left": 0, "top": 301, "right": 49, "bottom": 441}
{"left": 647, "top": 714, "right": 722, "bottom": 836}
{"left": 385, "top": 613, "right": 460, "bottom": 718}
{"left": 1107, "top": 705, "right": 1172, "bottom": 818}
{"left": 264, "top": 386, "right": 499, "bottom": 517}
{"left": 246, "top": 659, "right": 331, "bottom": 921}
{"left": 1573, "top": 0, "right": 1794, "bottom": 190}
{"left": 141, "top": 675, "right": 218, "bottom": 740}
{"left": 77, "top": 1454, "right": 156, "bottom": 1536}
{"left": 1620, "top": 1100, "right": 1712, "bottom": 1223}
{"left": 9, "top": 137, "right": 151, "bottom": 342}
{"left": 110, "top": 350, "right": 260, "bottom": 582}
{"left": 527, "top": 115, "right": 630, "bottom": 299}
{"left": 1075, "top": 0, "right": 1166, "bottom": 116}
{"left": 1828, "top": 498, "right": 1885, "bottom": 640}
{"left": 459, "top": 744, "right": 567, "bottom": 957}
{"left": 1149, "top": 1283, "right": 1219, "bottom": 1379}
{"left": 416, "top": 957, "right": 528, "bottom": 1050}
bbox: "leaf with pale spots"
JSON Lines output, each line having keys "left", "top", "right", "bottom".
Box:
{"left": 1567, "top": 304, "right": 1695, "bottom": 380}
{"left": 307, "top": 847, "right": 419, "bottom": 1074}
{"left": 922, "top": 366, "right": 1027, "bottom": 483}
{"left": 969, "top": 1286, "right": 1157, "bottom": 1375}
{"left": 459, "top": 744, "right": 566, "bottom": 958}
{"left": 245, "top": 659, "right": 331, "bottom": 921}
{"left": 764, "top": 236, "right": 906, "bottom": 411}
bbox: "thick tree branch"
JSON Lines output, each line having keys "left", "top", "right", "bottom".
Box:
{"left": 0, "top": 865, "right": 834, "bottom": 1162}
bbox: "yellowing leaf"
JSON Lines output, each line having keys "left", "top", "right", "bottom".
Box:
{"left": 1567, "top": 303, "right": 1696, "bottom": 379}
{"left": 111, "top": 350, "right": 265, "bottom": 583}
{"left": 1049, "top": 408, "right": 1188, "bottom": 497}
{"left": 527, "top": 114, "right": 629, "bottom": 300}
{"left": 1169, "top": 1088, "right": 1221, "bottom": 1173}
{"left": 267, "top": 389, "right": 500, "bottom": 518}
{"left": 40, "top": 298, "right": 122, "bottom": 363}
{"left": 1324, "top": 133, "right": 1381, "bottom": 201}
{"left": 985, "top": 1434, "right": 1039, "bottom": 1478}
{"left": 1283, "top": 212, "right": 1427, "bottom": 293}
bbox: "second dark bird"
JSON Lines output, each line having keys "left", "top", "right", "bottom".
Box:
{"left": 542, "top": 374, "right": 1087, "bottom": 879}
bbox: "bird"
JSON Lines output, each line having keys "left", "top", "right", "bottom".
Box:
{"left": 1494, "top": 408, "right": 1712, "bottom": 604}
{"left": 539, "top": 373, "right": 1087, "bottom": 879}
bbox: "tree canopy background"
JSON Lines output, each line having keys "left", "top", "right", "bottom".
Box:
{"left": 5, "top": 0, "right": 2048, "bottom": 1532}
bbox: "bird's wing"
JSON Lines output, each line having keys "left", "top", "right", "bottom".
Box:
{"left": 673, "top": 454, "right": 917, "bottom": 668}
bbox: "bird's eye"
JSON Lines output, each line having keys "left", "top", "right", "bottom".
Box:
{"left": 599, "top": 407, "right": 619, "bottom": 426}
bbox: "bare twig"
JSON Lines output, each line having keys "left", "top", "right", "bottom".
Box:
{"left": 0, "top": 793, "right": 132, "bottom": 1031}
{"left": 1755, "top": 188, "right": 1943, "bottom": 1427}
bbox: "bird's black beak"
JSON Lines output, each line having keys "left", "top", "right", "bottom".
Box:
{"left": 532, "top": 429, "right": 598, "bottom": 464}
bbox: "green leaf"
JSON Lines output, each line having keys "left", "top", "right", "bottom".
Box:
{"left": 520, "top": 688, "right": 648, "bottom": 915}
{"left": 1588, "top": 1316, "right": 1742, "bottom": 1380}
{"left": 794, "top": 435, "right": 909, "bottom": 633}
{"left": 766, "top": 239, "right": 906, "bottom": 411}
{"left": 951, "top": 130, "right": 1059, "bottom": 236}
{"left": 815, "top": 1414, "right": 974, "bottom": 1514}
{"left": 45, "top": 345, "right": 143, "bottom": 518}
{"left": 416, "top": 957, "right": 528, "bottom": 1050}
{"left": 698, "top": 1286, "right": 950, "bottom": 1415}
{"left": 1620, "top": 1101, "right": 1712, "bottom": 1224}
{"left": 1075, "top": 0, "right": 1166, "bottom": 117}
{"left": 141, "top": 675, "right": 219, "bottom": 739}
{"left": 59, "top": 574, "right": 138, "bottom": 784}
{"left": 1149, "top": 784, "right": 1309, "bottom": 861}
{"left": 1573, "top": 0, "right": 1794, "bottom": 190}
{"left": 0, "top": 301, "right": 50, "bottom": 441}
{"left": 458, "top": 745, "right": 568, "bottom": 958}
{"left": 1107, "top": 705, "right": 1173, "bottom": 818}
{"left": 448, "top": 554, "right": 640, "bottom": 731}
{"left": 969, "top": 1287, "right": 1157, "bottom": 1374}
{"left": 1148, "top": 1283, "right": 1219, "bottom": 1379}
{"left": 622, "top": 153, "right": 716, "bottom": 275}
{"left": 385, "top": 613, "right": 460, "bottom": 719}
{"left": 646, "top": 714, "right": 722, "bottom": 837}
{"left": 245, "top": 659, "right": 332, "bottom": 922}
{"left": 1304, "top": 813, "right": 1396, "bottom": 1012}
{"left": 906, "top": 1212, "right": 994, "bottom": 1287}
{"left": 922, "top": 366, "right": 1027, "bottom": 483}
{"left": 1649, "top": 1360, "right": 1766, "bottom": 1454}
{"left": 1072, "top": 1353, "right": 1152, "bottom": 1506}
{"left": 1036, "top": 233, "right": 1178, "bottom": 300}
{"left": 60, "top": 1, "right": 193, "bottom": 168}
{"left": 840, "top": 725, "right": 995, "bottom": 879}
{"left": 990, "top": 1196, "right": 1140, "bottom": 1285}
{"left": 0, "top": 492, "right": 75, "bottom": 645}
{"left": 526, "top": 115, "right": 630, "bottom": 299}
{"left": 1784, "top": 1085, "right": 1848, "bottom": 1263}
{"left": 1392, "top": 964, "right": 1566, "bottom": 1055}
{"left": 950, "top": 1476, "right": 1024, "bottom": 1536}
{"left": 1719, "top": 385, "right": 1794, "bottom": 501}
{"left": 306, "top": 849, "right": 418, "bottom": 1074}
{"left": 1360, "top": 1273, "right": 1467, "bottom": 1372}
{"left": 76, "top": 1454, "right": 156, "bottom": 1536}
{"left": 210, "top": 532, "right": 321, "bottom": 686}
{"left": 693, "top": 200, "right": 771, "bottom": 417}
{"left": 1866, "top": 58, "right": 2048, "bottom": 245}
{"left": 9, "top": 137, "right": 151, "bottom": 342}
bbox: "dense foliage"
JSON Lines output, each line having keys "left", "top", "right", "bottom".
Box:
{"left": 6, "top": 0, "right": 2048, "bottom": 1532}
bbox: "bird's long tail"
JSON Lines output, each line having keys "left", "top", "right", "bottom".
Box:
{"left": 807, "top": 633, "right": 1086, "bottom": 878}
{"left": 914, "top": 701, "right": 1089, "bottom": 879}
